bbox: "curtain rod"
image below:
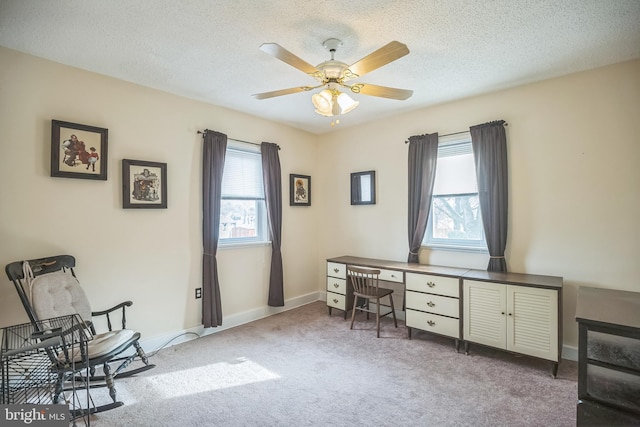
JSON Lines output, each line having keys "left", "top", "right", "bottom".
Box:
{"left": 404, "top": 122, "right": 508, "bottom": 144}
{"left": 197, "top": 130, "right": 280, "bottom": 150}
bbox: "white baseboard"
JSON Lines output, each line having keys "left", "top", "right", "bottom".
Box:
{"left": 140, "top": 291, "right": 323, "bottom": 353}
{"left": 562, "top": 344, "right": 578, "bottom": 362}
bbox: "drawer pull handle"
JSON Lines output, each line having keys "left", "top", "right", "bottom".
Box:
{"left": 427, "top": 320, "right": 435, "bottom": 326}
{"left": 333, "top": 299, "right": 339, "bottom": 304}
{"left": 427, "top": 301, "right": 435, "bottom": 307}
{"left": 333, "top": 283, "right": 339, "bottom": 288}
{"left": 334, "top": 268, "right": 339, "bottom": 273}
{"left": 427, "top": 281, "right": 435, "bottom": 288}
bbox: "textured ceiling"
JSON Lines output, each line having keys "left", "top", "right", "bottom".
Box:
{"left": 1, "top": 0, "right": 639, "bottom": 134}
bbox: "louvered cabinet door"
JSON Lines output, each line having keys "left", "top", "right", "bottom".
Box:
{"left": 463, "top": 280, "right": 507, "bottom": 350}
{"left": 507, "top": 286, "right": 558, "bottom": 361}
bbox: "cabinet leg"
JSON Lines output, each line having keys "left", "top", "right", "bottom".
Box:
{"left": 551, "top": 362, "right": 559, "bottom": 379}
{"left": 328, "top": 306, "right": 332, "bottom": 316}
{"left": 464, "top": 341, "right": 470, "bottom": 355}
{"left": 343, "top": 310, "right": 347, "bottom": 320}
{"left": 408, "top": 327, "right": 412, "bottom": 340}
{"left": 455, "top": 339, "right": 460, "bottom": 353}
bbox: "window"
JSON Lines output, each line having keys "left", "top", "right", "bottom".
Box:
{"left": 219, "top": 142, "right": 268, "bottom": 245}
{"left": 423, "top": 133, "right": 487, "bottom": 251}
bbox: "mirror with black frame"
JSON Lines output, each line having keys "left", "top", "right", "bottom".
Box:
{"left": 351, "top": 170, "right": 376, "bottom": 205}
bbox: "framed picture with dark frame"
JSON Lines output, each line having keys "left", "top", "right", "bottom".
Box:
{"left": 122, "top": 159, "right": 167, "bottom": 209}
{"left": 51, "top": 120, "right": 108, "bottom": 180}
{"left": 289, "top": 174, "right": 311, "bottom": 206}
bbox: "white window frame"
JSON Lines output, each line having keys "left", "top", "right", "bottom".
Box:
{"left": 219, "top": 141, "right": 269, "bottom": 248}
{"left": 423, "top": 132, "right": 488, "bottom": 253}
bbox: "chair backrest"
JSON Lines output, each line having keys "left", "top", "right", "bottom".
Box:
{"left": 347, "top": 266, "right": 381, "bottom": 296}
{"left": 4, "top": 255, "right": 91, "bottom": 325}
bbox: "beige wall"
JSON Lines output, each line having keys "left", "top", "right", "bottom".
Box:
{"left": 316, "top": 59, "right": 640, "bottom": 349}
{"left": 2, "top": 45, "right": 638, "bottom": 352}
{"left": 0, "top": 47, "right": 320, "bottom": 341}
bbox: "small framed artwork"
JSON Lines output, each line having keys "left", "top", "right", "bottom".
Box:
{"left": 51, "top": 120, "right": 108, "bottom": 180}
{"left": 289, "top": 174, "right": 311, "bottom": 206}
{"left": 122, "top": 159, "right": 167, "bottom": 209}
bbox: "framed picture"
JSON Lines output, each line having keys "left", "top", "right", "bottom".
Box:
{"left": 51, "top": 120, "right": 108, "bottom": 180}
{"left": 289, "top": 174, "right": 311, "bottom": 206}
{"left": 122, "top": 159, "right": 167, "bottom": 209}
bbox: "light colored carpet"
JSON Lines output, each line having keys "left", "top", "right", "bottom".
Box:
{"left": 88, "top": 301, "right": 577, "bottom": 426}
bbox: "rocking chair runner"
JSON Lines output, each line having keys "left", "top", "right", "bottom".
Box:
{"left": 5, "top": 255, "right": 155, "bottom": 412}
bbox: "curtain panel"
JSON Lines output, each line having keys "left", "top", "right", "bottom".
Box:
{"left": 261, "top": 142, "right": 284, "bottom": 307}
{"left": 470, "top": 120, "right": 508, "bottom": 272}
{"left": 202, "top": 130, "right": 227, "bottom": 327}
{"left": 407, "top": 133, "right": 439, "bottom": 263}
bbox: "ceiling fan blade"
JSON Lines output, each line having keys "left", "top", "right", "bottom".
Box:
{"left": 259, "top": 43, "right": 321, "bottom": 77}
{"left": 252, "top": 85, "right": 319, "bottom": 100}
{"left": 345, "top": 41, "right": 409, "bottom": 80}
{"left": 349, "top": 83, "right": 413, "bottom": 100}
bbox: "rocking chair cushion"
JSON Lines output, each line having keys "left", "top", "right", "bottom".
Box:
{"left": 30, "top": 270, "right": 92, "bottom": 322}
{"left": 58, "top": 329, "right": 137, "bottom": 362}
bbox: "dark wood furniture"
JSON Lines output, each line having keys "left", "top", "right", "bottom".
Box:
{"left": 347, "top": 266, "right": 398, "bottom": 338}
{"left": 575, "top": 286, "right": 640, "bottom": 426}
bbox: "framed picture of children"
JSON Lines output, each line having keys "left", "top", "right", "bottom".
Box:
{"left": 122, "top": 159, "right": 168, "bottom": 209}
{"left": 51, "top": 120, "right": 108, "bottom": 180}
{"left": 289, "top": 174, "right": 311, "bottom": 206}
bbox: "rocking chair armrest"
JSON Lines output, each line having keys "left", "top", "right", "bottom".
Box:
{"left": 91, "top": 301, "right": 133, "bottom": 317}
{"left": 91, "top": 301, "right": 133, "bottom": 331}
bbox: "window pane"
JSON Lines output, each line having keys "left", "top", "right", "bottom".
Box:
{"left": 220, "top": 199, "right": 263, "bottom": 240}
{"left": 222, "top": 148, "right": 264, "bottom": 199}
{"left": 433, "top": 152, "right": 477, "bottom": 195}
{"left": 431, "top": 194, "right": 483, "bottom": 241}
{"left": 423, "top": 134, "right": 487, "bottom": 251}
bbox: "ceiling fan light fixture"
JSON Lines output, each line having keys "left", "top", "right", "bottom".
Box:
{"left": 336, "top": 92, "right": 359, "bottom": 114}
{"left": 311, "top": 89, "right": 358, "bottom": 117}
{"left": 312, "top": 89, "right": 333, "bottom": 116}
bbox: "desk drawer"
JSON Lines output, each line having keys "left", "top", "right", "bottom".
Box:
{"left": 406, "top": 291, "right": 459, "bottom": 318}
{"left": 406, "top": 273, "right": 459, "bottom": 297}
{"left": 327, "top": 262, "right": 346, "bottom": 279}
{"left": 378, "top": 268, "right": 403, "bottom": 283}
{"left": 406, "top": 310, "right": 460, "bottom": 338}
{"left": 326, "top": 277, "right": 347, "bottom": 295}
{"left": 350, "top": 265, "right": 404, "bottom": 283}
{"left": 326, "top": 292, "right": 346, "bottom": 310}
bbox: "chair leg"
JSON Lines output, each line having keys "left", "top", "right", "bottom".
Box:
{"left": 103, "top": 362, "right": 117, "bottom": 403}
{"left": 388, "top": 294, "right": 398, "bottom": 328}
{"left": 376, "top": 297, "right": 381, "bottom": 338}
{"left": 134, "top": 341, "right": 151, "bottom": 366}
{"left": 349, "top": 294, "right": 359, "bottom": 330}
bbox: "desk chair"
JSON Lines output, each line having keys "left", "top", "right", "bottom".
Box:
{"left": 347, "top": 266, "right": 398, "bottom": 338}
{"left": 5, "top": 255, "right": 155, "bottom": 412}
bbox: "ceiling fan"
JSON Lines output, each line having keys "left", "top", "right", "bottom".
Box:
{"left": 252, "top": 38, "right": 413, "bottom": 118}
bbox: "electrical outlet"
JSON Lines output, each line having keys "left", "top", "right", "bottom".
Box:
{"left": 195, "top": 288, "right": 202, "bottom": 299}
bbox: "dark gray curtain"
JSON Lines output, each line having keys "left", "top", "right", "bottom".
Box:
{"left": 261, "top": 142, "right": 284, "bottom": 307}
{"left": 202, "top": 130, "right": 227, "bottom": 327}
{"left": 407, "top": 133, "right": 439, "bottom": 263}
{"left": 470, "top": 120, "right": 508, "bottom": 272}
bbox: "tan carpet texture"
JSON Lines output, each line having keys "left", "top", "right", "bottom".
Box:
{"left": 88, "top": 301, "right": 578, "bottom": 426}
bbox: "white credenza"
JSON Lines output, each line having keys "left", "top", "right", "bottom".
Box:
{"left": 462, "top": 270, "right": 563, "bottom": 377}
{"left": 326, "top": 261, "right": 351, "bottom": 319}
{"left": 405, "top": 272, "right": 462, "bottom": 351}
{"left": 326, "top": 256, "right": 563, "bottom": 376}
